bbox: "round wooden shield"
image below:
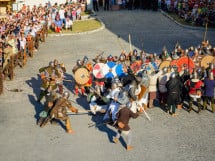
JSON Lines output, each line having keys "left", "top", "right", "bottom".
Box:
{"left": 93, "top": 63, "right": 105, "bottom": 79}
{"left": 74, "top": 67, "right": 90, "bottom": 85}
{"left": 200, "top": 55, "right": 214, "bottom": 69}
{"left": 170, "top": 59, "right": 178, "bottom": 67}
{"left": 115, "top": 63, "right": 126, "bottom": 77}
{"left": 130, "top": 60, "right": 142, "bottom": 74}
{"left": 159, "top": 60, "right": 171, "bottom": 70}
{"left": 102, "top": 61, "right": 116, "bottom": 78}
{"left": 176, "top": 56, "right": 195, "bottom": 73}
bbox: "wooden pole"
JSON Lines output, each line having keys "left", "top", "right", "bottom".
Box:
{"left": 203, "top": 21, "right": 208, "bottom": 43}
{"left": 129, "top": 34, "right": 132, "bottom": 52}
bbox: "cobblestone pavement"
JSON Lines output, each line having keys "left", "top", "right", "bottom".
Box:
{"left": 0, "top": 10, "right": 214, "bottom": 161}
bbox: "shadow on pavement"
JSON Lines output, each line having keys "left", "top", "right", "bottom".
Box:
{"left": 89, "top": 114, "right": 117, "bottom": 143}
{"left": 27, "top": 94, "right": 43, "bottom": 121}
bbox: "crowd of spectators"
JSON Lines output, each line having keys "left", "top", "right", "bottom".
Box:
{"left": 49, "top": 1, "right": 86, "bottom": 33}
{"left": 0, "top": 3, "right": 49, "bottom": 71}
{"left": 0, "top": 1, "right": 88, "bottom": 72}
{"left": 160, "top": 0, "right": 215, "bottom": 27}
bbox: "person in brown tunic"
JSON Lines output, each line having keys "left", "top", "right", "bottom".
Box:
{"left": 49, "top": 91, "right": 78, "bottom": 134}
{"left": 112, "top": 107, "right": 139, "bottom": 151}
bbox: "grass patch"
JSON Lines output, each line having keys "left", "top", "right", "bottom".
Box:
{"left": 81, "top": 10, "right": 93, "bottom": 16}
{"left": 48, "top": 19, "right": 102, "bottom": 34}
{"left": 72, "top": 19, "right": 102, "bottom": 33}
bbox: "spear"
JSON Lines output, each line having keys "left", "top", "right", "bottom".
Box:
{"left": 203, "top": 19, "right": 208, "bottom": 42}
{"left": 129, "top": 34, "right": 132, "bottom": 52}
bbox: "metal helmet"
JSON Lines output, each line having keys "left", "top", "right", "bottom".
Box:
{"left": 119, "top": 54, "right": 126, "bottom": 61}
{"left": 107, "top": 55, "right": 114, "bottom": 61}
{"left": 83, "top": 56, "right": 88, "bottom": 64}
{"left": 62, "top": 91, "right": 70, "bottom": 99}
{"left": 142, "top": 70, "right": 147, "bottom": 75}
{"left": 170, "top": 72, "right": 176, "bottom": 79}
{"left": 196, "top": 68, "right": 202, "bottom": 74}
{"left": 173, "top": 65, "right": 178, "bottom": 72}
{"left": 49, "top": 61, "right": 54, "bottom": 67}
{"left": 133, "top": 49, "right": 138, "bottom": 56}
{"left": 76, "top": 59, "right": 82, "bottom": 66}
{"left": 162, "top": 67, "right": 168, "bottom": 74}
{"left": 191, "top": 72, "right": 198, "bottom": 79}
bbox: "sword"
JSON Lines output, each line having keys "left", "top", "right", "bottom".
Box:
{"left": 135, "top": 101, "right": 151, "bottom": 121}
{"left": 5, "top": 86, "right": 23, "bottom": 92}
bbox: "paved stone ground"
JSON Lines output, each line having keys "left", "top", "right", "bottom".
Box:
{"left": 0, "top": 10, "right": 215, "bottom": 161}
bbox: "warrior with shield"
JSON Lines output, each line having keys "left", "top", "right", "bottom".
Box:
{"left": 72, "top": 58, "right": 91, "bottom": 96}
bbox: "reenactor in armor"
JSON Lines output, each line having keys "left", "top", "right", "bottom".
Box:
{"left": 158, "top": 67, "right": 170, "bottom": 108}
{"left": 203, "top": 72, "right": 215, "bottom": 112}
{"left": 166, "top": 72, "right": 183, "bottom": 116}
{"left": 72, "top": 59, "right": 85, "bottom": 96}
{"left": 37, "top": 61, "right": 60, "bottom": 102}
{"left": 48, "top": 91, "right": 78, "bottom": 134}
{"left": 160, "top": 47, "right": 171, "bottom": 61}
{"left": 53, "top": 59, "right": 66, "bottom": 94}
{"left": 118, "top": 51, "right": 127, "bottom": 64}
{"left": 82, "top": 56, "right": 93, "bottom": 94}
{"left": 185, "top": 72, "right": 204, "bottom": 113}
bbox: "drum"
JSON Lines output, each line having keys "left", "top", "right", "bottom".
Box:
{"left": 74, "top": 67, "right": 90, "bottom": 85}
{"left": 93, "top": 63, "right": 105, "bottom": 79}
{"left": 102, "top": 61, "right": 116, "bottom": 78}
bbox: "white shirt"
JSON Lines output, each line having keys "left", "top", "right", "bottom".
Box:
{"left": 59, "top": 9, "right": 65, "bottom": 19}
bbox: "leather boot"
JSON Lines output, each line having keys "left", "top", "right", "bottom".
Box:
{"left": 75, "top": 87, "right": 79, "bottom": 96}
{"left": 143, "top": 104, "right": 147, "bottom": 110}
{"left": 37, "top": 117, "right": 44, "bottom": 126}
{"left": 81, "top": 87, "right": 85, "bottom": 96}
{"left": 211, "top": 100, "right": 214, "bottom": 113}
{"left": 126, "top": 145, "right": 134, "bottom": 151}
{"left": 197, "top": 100, "right": 201, "bottom": 113}
{"left": 149, "top": 99, "right": 153, "bottom": 108}
{"left": 188, "top": 100, "right": 192, "bottom": 112}
{"left": 113, "top": 137, "right": 119, "bottom": 144}
{"left": 203, "top": 100, "right": 207, "bottom": 110}
{"left": 65, "top": 118, "right": 74, "bottom": 134}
